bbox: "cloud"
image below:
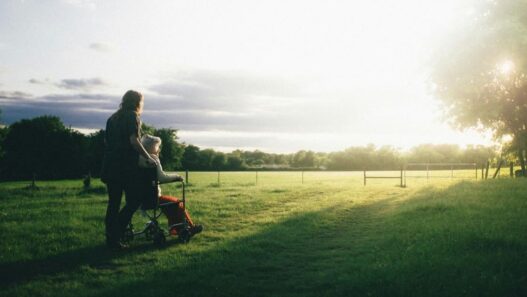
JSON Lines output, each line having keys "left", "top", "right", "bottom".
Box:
{"left": 144, "top": 69, "right": 365, "bottom": 134}
{"left": 145, "top": 71, "right": 298, "bottom": 131}
{"left": 0, "top": 68, "right": 336, "bottom": 135}
{"left": 29, "top": 77, "right": 104, "bottom": 90}
{"left": 147, "top": 70, "right": 310, "bottom": 116}
{"left": 0, "top": 91, "right": 117, "bottom": 128}
{"left": 28, "top": 78, "right": 47, "bottom": 84}
{"left": 88, "top": 43, "right": 111, "bottom": 52}
{"left": 56, "top": 77, "right": 106, "bottom": 91}
{"left": 0, "top": 90, "right": 32, "bottom": 99}
{"left": 150, "top": 70, "right": 303, "bottom": 99}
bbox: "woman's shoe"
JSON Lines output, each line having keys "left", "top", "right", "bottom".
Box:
{"left": 190, "top": 225, "right": 203, "bottom": 236}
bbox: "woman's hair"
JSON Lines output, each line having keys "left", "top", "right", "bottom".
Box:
{"left": 119, "top": 90, "right": 143, "bottom": 114}
{"left": 141, "top": 135, "right": 162, "bottom": 154}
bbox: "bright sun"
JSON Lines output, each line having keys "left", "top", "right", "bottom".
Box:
{"left": 499, "top": 60, "right": 514, "bottom": 75}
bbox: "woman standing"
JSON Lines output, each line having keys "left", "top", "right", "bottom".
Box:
{"left": 101, "top": 90, "right": 156, "bottom": 249}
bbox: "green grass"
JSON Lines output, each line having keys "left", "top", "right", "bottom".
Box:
{"left": 0, "top": 172, "right": 526, "bottom": 297}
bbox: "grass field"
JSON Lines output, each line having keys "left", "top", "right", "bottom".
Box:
{"left": 1, "top": 171, "right": 526, "bottom": 297}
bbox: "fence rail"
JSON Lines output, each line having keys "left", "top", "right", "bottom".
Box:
{"left": 363, "top": 169, "right": 405, "bottom": 187}
{"left": 171, "top": 163, "right": 518, "bottom": 188}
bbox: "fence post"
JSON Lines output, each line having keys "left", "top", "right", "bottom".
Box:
{"left": 83, "top": 171, "right": 91, "bottom": 189}
{"left": 31, "top": 172, "right": 37, "bottom": 189}
{"left": 400, "top": 167, "right": 403, "bottom": 187}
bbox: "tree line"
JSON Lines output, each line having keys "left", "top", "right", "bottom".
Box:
{"left": 0, "top": 115, "right": 504, "bottom": 181}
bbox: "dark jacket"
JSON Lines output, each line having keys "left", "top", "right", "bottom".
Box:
{"left": 100, "top": 110, "right": 141, "bottom": 183}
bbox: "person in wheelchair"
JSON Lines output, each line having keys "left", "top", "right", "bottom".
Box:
{"left": 138, "top": 135, "right": 203, "bottom": 237}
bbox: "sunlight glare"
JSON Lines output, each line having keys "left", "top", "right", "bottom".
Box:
{"left": 499, "top": 60, "right": 514, "bottom": 75}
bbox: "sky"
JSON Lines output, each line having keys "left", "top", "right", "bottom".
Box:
{"left": 0, "top": 0, "right": 494, "bottom": 153}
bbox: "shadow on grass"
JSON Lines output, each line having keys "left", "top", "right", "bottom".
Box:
{"left": 90, "top": 181, "right": 527, "bottom": 297}
{"left": 0, "top": 185, "right": 94, "bottom": 200}
{"left": 78, "top": 185, "right": 107, "bottom": 196}
{"left": 3, "top": 180, "right": 527, "bottom": 297}
{"left": 0, "top": 236, "right": 184, "bottom": 289}
{"left": 0, "top": 186, "right": 58, "bottom": 199}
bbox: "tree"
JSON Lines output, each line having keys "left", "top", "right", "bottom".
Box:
{"left": 86, "top": 130, "right": 105, "bottom": 177}
{"left": 291, "top": 150, "right": 316, "bottom": 168}
{"left": 241, "top": 150, "right": 266, "bottom": 166}
{"left": 291, "top": 150, "right": 306, "bottom": 168}
{"left": 0, "top": 107, "right": 7, "bottom": 162}
{"left": 376, "top": 146, "right": 402, "bottom": 169}
{"left": 141, "top": 123, "right": 156, "bottom": 136}
{"left": 1, "top": 116, "right": 88, "bottom": 180}
{"left": 0, "top": 126, "right": 7, "bottom": 161}
{"left": 182, "top": 145, "right": 201, "bottom": 170}
{"left": 326, "top": 145, "right": 376, "bottom": 170}
{"left": 432, "top": 0, "right": 527, "bottom": 174}
{"left": 211, "top": 152, "right": 226, "bottom": 170}
{"left": 154, "top": 128, "right": 184, "bottom": 170}
{"left": 462, "top": 144, "right": 498, "bottom": 165}
{"left": 141, "top": 123, "right": 184, "bottom": 170}
{"left": 198, "top": 149, "right": 216, "bottom": 170}
{"left": 408, "top": 144, "right": 461, "bottom": 164}
{"left": 225, "top": 154, "right": 245, "bottom": 170}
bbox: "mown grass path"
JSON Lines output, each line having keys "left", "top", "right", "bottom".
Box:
{"left": 0, "top": 174, "right": 526, "bottom": 297}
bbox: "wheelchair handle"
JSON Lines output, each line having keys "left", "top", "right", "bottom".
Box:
{"left": 181, "top": 181, "right": 185, "bottom": 202}
{"left": 175, "top": 180, "right": 185, "bottom": 203}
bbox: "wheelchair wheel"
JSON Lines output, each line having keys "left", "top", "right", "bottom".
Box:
{"left": 153, "top": 231, "right": 166, "bottom": 246}
{"left": 178, "top": 228, "right": 191, "bottom": 244}
{"left": 145, "top": 221, "right": 157, "bottom": 241}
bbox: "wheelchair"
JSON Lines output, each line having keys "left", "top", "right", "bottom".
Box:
{"left": 122, "top": 168, "right": 192, "bottom": 246}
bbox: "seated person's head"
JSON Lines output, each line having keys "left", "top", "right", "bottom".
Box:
{"left": 141, "top": 135, "right": 162, "bottom": 155}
